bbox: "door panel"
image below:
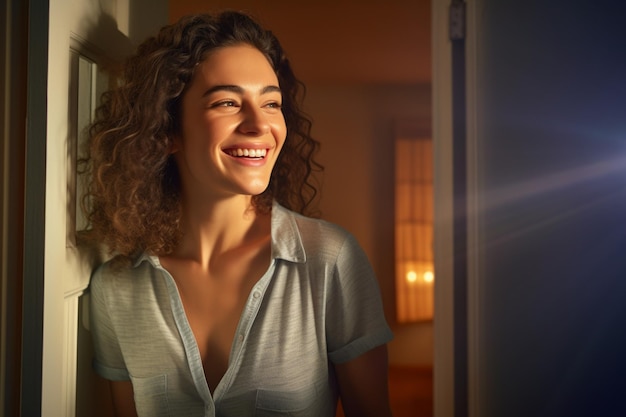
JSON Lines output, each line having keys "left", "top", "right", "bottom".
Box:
{"left": 43, "top": 1, "right": 166, "bottom": 415}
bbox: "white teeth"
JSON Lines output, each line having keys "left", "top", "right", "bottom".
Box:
{"left": 228, "top": 148, "right": 267, "bottom": 158}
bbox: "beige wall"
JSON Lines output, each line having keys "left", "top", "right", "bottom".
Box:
{"left": 304, "top": 83, "right": 433, "bottom": 367}
{"left": 169, "top": 0, "right": 430, "bottom": 85}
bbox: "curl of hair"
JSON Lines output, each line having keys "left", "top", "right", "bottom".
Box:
{"left": 82, "top": 11, "right": 322, "bottom": 260}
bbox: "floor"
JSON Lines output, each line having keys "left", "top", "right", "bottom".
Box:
{"left": 388, "top": 366, "right": 433, "bottom": 417}
{"left": 336, "top": 366, "right": 433, "bottom": 417}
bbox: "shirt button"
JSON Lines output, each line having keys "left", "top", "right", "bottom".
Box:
{"left": 253, "top": 291, "right": 261, "bottom": 299}
{"left": 238, "top": 334, "right": 244, "bottom": 343}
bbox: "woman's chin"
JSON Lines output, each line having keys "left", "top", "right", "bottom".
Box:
{"left": 242, "top": 181, "right": 271, "bottom": 197}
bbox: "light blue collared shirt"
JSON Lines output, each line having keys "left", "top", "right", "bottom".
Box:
{"left": 89, "top": 202, "right": 393, "bottom": 417}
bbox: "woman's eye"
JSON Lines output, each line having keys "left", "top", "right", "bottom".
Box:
{"left": 212, "top": 100, "right": 238, "bottom": 108}
{"left": 265, "top": 102, "right": 282, "bottom": 109}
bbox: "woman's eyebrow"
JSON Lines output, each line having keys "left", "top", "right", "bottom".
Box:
{"left": 261, "top": 85, "right": 281, "bottom": 95}
{"left": 202, "top": 85, "right": 242, "bottom": 97}
{"left": 202, "top": 84, "right": 281, "bottom": 97}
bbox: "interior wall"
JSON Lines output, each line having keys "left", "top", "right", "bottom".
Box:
{"left": 304, "top": 83, "right": 432, "bottom": 367}
{"left": 169, "top": 0, "right": 430, "bottom": 85}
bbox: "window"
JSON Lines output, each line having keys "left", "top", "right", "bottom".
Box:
{"left": 395, "top": 136, "right": 434, "bottom": 322}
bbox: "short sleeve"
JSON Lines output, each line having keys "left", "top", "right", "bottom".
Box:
{"left": 89, "top": 265, "right": 131, "bottom": 381}
{"left": 325, "top": 234, "right": 393, "bottom": 364}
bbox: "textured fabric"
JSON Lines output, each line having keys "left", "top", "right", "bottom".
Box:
{"left": 89, "top": 202, "right": 393, "bottom": 417}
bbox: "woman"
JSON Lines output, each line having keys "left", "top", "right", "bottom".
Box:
{"left": 86, "top": 11, "right": 393, "bottom": 417}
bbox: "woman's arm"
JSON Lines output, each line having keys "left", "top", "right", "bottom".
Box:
{"left": 109, "top": 380, "right": 138, "bottom": 417}
{"left": 334, "top": 344, "right": 393, "bottom": 417}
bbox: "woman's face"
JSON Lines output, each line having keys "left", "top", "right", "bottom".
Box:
{"left": 174, "top": 44, "right": 286, "bottom": 200}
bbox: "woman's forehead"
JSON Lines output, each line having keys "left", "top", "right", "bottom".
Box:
{"left": 188, "top": 45, "right": 278, "bottom": 91}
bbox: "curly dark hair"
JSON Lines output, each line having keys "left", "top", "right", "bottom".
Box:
{"left": 83, "top": 11, "right": 322, "bottom": 259}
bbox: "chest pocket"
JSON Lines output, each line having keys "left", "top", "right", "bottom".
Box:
{"left": 254, "top": 386, "right": 320, "bottom": 417}
{"left": 130, "top": 373, "right": 171, "bottom": 417}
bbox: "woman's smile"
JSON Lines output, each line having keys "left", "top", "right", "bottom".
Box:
{"left": 224, "top": 148, "right": 268, "bottom": 158}
{"left": 223, "top": 145, "right": 273, "bottom": 167}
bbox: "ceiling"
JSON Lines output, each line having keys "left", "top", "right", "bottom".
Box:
{"left": 169, "top": 0, "right": 431, "bottom": 85}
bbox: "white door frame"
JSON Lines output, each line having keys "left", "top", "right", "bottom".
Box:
{"left": 432, "top": 1, "right": 481, "bottom": 416}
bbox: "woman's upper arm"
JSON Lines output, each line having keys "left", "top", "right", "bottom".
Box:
{"left": 109, "top": 380, "right": 137, "bottom": 417}
{"left": 334, "top": 344, "right": 393, "bottom": 417}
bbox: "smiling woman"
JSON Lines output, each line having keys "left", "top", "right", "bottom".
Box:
{"left": 82, "top": 11, "right": 393, "bottom": 417}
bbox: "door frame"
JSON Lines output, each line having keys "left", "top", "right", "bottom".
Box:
{"left": 29, "top": 1, "right": 167, "bottom": 415}
{"left": 432, "top": 0, "right": 456, "bottom": 416}
{"left": 10, "top": 1, "right": 470, "bottom": 415}
{"left": 432, "top": 1, "right": 481, "bottom": 417}
{"left": 1, "top": 0, "right": 31, "bottom": 415}
{"left": 21, "top": 0, "right": 50, "bottom": 415}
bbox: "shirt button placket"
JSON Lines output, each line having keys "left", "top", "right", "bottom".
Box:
{"left": 237, "top": 290, "right": 261, "bottom": 350}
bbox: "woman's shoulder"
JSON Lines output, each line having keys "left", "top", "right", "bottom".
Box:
{"left": 273, "top": 203, "right": 360, "bottom": 260}
{"left": 296, "top": 212, "right": 351, "bottom": 242}
{"left": 90, "top": 254, "right": 155, "bottom": 291}
{"left": 276, "top": 203, "right": 350, "bottom": 237}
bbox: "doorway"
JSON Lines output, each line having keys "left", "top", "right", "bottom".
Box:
{"left": 11, "top": 0, "right": 449, "bottom": 416}
{"left": 170, "top": 1, "right": 435, "bottom": 416}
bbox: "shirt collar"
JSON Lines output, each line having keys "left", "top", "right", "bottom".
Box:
{"left": 132, "top": 252, "right": 159, "bottom": 268}
{"left": 270, "top": 200, "right": 306, "bottom": 264}
{"left": 132, "top": 200, "right": 306, "bottom": 269}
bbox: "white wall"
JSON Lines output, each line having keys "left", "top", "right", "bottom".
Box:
{"left": 304, "top": 83, "right": 433, "bottom": 367}
{"left": 469, "top": 1, "right": 626, "bottom": 416}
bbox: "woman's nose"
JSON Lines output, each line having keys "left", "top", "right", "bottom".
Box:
{"left": 238, "top": 104, "right": 271, "bottom": 135}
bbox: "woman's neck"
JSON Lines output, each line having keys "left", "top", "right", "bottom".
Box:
{"left": 172, "top": 195, "right": 270, "bottom": 268}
